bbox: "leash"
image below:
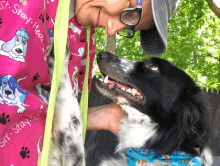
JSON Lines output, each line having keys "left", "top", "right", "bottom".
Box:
{"left": 38, "top": 0, "right": 70, "bottom": 165}
{"left": 80, "top": 26, "right": 90, "bottom": 142}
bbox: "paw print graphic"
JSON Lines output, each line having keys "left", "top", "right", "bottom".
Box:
{"left": 0, "top": 113, "right": 10, "bottom": 125}
{"left": 79, "top": 71, "right": 84, "bottom": 75}
{"left": 39, "top": 14, "right": 45, "bottom": 23}
{"left": 46, "top": 13, "right": 50, "bottom": 21}
{"left": 70, "top": 55, "right": 73, "bottom": 60}
{"left": 81, "top": 39, "right": 86, "bottom": 42}
{"left": 20, "top": 147, "right": 30, "bottom": 159}
{"left": 0, "top": 18, "right": 2, "bottom": 28}
{"left": 32, "top": 73, "right": 40, "bottom": 82}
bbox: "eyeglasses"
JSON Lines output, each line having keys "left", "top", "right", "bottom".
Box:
{"left": 117, "top": 0, "right": 142, "bottom": 38}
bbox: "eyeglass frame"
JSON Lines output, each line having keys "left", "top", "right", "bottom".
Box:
{"left": 118, "top": 0, "right": 142, "bottom": 38}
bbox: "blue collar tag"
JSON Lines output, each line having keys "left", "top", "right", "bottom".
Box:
{"left": 125, "top": 148, "right": 203, "bottom": 166}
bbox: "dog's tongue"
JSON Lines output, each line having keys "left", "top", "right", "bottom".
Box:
{"left": 108, "top": 79, "right": 129, "bottom": 90}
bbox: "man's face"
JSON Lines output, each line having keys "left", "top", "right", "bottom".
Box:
{"left": 76, "top": 0, "right": 154, "bottom": 36}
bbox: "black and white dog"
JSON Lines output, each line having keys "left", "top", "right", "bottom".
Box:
{"left": 48, "top": 49, "right": 213, "bottom": 166}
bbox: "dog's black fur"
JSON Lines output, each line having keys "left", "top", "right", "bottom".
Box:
{"left": 95, "top": 52, "right": 212, "bottom": 165}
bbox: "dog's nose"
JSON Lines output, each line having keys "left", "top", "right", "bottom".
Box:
{"left": 5, "top": 90, "right": 12, "bottom": 95}
{"left": 97, "top": 52, "right": 108, "bottom": 60}
{"left": 15, "top": 48, "right": 23, "bottom": 53}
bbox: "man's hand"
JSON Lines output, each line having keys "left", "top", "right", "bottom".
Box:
{"left": 87, "top": 103, "right": 124, "bottom": 135}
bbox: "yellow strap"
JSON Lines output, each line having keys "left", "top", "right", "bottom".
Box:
{"left": 38, "top": 0, "right": 70, "bottom": 165}
{"left": 80, "top": 26, "right": 91, "bottom": 141}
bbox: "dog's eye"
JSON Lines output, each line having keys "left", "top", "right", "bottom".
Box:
{"left": 147, "top": 64, "right": 158, "bottom": 71}
{"left": 150, "top": 65, "right": 158, "bottom": 71}
{"left": 23, "top": 41, "right": 26, "bottom": 45}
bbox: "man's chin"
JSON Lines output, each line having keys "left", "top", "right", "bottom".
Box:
{"left": 75, "top": 4, "right": 97, "bottom": 27}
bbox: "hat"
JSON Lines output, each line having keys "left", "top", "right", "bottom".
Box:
{"left": 140, "top": 0, "right": 180, "bottom": 56}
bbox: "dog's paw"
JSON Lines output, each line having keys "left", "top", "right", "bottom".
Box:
{"left": 20, "top": 147, "right": 30, "bottom": 159}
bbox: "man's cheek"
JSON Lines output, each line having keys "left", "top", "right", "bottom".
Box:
{"left": 77, "top": 8, "right": 99, "bottom": 27}
{"left": 76, "top": 10, "right": 91, "bottom": 26}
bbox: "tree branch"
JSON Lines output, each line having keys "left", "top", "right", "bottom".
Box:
{"left": 206, "top": 0, "right": 220, "bottom": 19}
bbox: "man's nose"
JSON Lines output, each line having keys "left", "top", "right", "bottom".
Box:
{"left": 105, "top": 19, "right": 127, "bottom": 37}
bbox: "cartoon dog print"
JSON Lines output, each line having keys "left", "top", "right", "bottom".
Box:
{"left": 0, "top": 75, "right": 30, "bottom": 113}
{"left": 71, "top": 47, "right": 85, "bottom": 57}
{"left": 68, "top": 22, "right": 82, "bottom": 36}
{"left": 135, "top": 159, "right": 147, "bottom": 166}
{"left": 47, "top": 18, "right": 55, "bottom": 43}
{"left": 0, "top": 28, "right": 29, "bottom": 62}
{"left": 135, "top": 159, "right": 168, "bottom": 166}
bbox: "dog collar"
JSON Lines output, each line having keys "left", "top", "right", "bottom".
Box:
{"left": 125, "top": 148, "right": 203, "bottom": 166}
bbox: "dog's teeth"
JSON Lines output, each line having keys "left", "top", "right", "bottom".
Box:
{"left": 127, "top": 88, "right": 132, "bottom": 93}
{"left": 104, "top": 76, "right": 108, "bottom": 83}
{"left": 121, "top": 87, "right": 125, "bottom": 91}
{"left": 132, "top": 88, "right": 138, "bottom": 95}
{"left": 131, "top": 88, "right": 135, "bottom": 94}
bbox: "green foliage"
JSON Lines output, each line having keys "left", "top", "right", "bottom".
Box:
{"left": 93, "top": 28, "right": 105, "bottom": 78}
{"left": 94, "top": 0, "right": 220, "bottom": 91}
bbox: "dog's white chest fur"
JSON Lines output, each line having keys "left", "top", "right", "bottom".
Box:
{"left": 117, "top": 104, "right": 158, "bottom": 152}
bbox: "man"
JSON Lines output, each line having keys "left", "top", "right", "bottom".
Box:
{"left": 76, "top": 0, "right": 180, "bottom": 56}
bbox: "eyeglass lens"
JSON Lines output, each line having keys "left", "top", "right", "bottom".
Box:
{"left": 121, "top": 11, "right": 139, "bottom": 26}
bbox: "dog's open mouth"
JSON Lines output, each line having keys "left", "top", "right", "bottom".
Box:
{"left": 96, "top": 74, "right": 145, "bottom": 103}
{"left": 100, "top": 76, "right": 143, "bottom": 99}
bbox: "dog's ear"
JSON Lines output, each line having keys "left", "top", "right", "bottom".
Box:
{"left": 175, "top": 87, "right": 211, "bottom": 154}
{"left": 149, "top": 87, "right": 211, "bottom": 156}
{"left": 1, "top": 37, "right": 16, "bottom": 52}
